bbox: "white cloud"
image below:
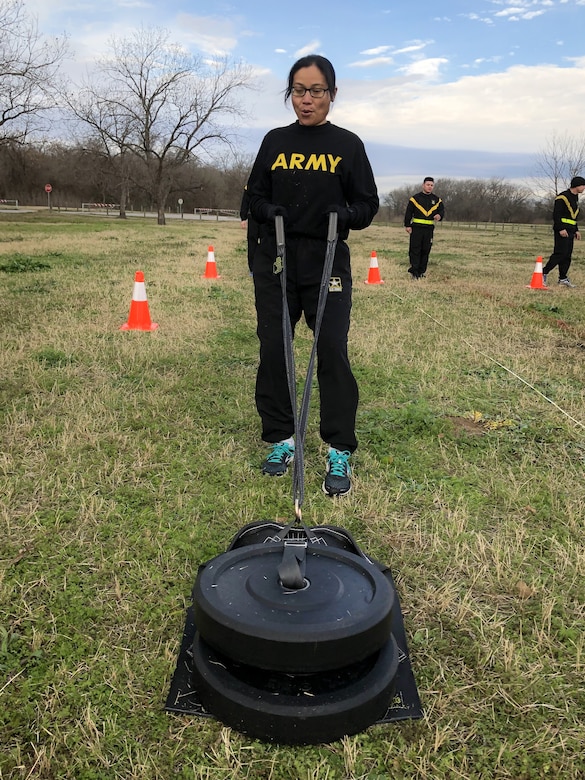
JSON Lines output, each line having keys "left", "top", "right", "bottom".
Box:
{"left": 483, "top": 0, "right": 552, "bottom": 21}
{"left": 495, "top": 7, "right": 529, "bottom": 16}
{"left": 473, "top": 56, "right": 503, "bottom": 65}
{"left": 394, "top": 42, "right": 431, "bottom": 55}
{"left": 361, "top": 46, "right": 392, "bottom": 56}
{"left": 294, "top": 40, "right": 322, "bottom": 58}
{"left": 325, "top": 60, "right": 585, "bottom": 156}
{"left": 464, "top": 13, "right": 495, "bottom": 25}
{"left": 349, "top": 57, "right": 394, "bottom": 68}
{"left": 350, "top": 41, "right": 432, "bottom": 69}
{"left": 242, "top": 57, "right": 585, "bottom": 164}
{"left": 399, "top": 57, "right": 448, "bottom": 79}
{"left": 496, "top": 9, "right": 546, "bottom": 20}
{"left": 174, "top": 15, "right": 239, "bottom": 56}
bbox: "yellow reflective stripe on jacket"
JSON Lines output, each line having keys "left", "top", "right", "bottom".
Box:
{"left": 412, "top": 218, "right": 435, "bottom": 225}
{"left": 556, "top": 194, "right": 579, "bottom": 220}
{"left": 410, "top": 196, "right": 443, "bottom": 218}
{"left": 561, "top": 217, "right": 577, "bottom": 225}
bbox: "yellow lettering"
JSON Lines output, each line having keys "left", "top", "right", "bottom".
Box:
{"left": 271, "top": 153, "right": 288, "bottom": 171}
{"left": 328, "top": 155, "right": 342, "bottom": 173}
{"left": 305, "top": 154, "right": 327, "bottom": 171}
{"left": 290, "top": 153, "right": 305, "bottom": 169}
{"left": 270, "top": 153, "right": 343, "bottom": 172}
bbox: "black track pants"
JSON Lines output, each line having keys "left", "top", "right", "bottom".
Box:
{"left": 542, "top": 232, "right": 575, "bottom": 280}
{"left": 408, "top": 227, "right": 434, "bottom": 276}
{"left": 253, "top": 234, "right": 358, "bottom": 452}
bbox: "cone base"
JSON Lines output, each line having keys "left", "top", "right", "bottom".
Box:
{"left": 525, "top": 277, "right": 549, "bottom": 290}
{"left": 364, "top": 279, "right": 384, "bottom": 285}
{"left": 120, "top": 322, "right": 159, "bottom": 331}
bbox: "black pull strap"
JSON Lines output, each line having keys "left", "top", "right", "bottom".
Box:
{"left": 274, "top": 213, "right": 339, "bottom": 524}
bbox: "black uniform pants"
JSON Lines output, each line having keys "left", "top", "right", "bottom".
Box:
{"left": 542, "top": 231, "right": 575, "bottom": 280}
{"left": 253, "top": 234, "right": 358, "bottom": 452}
{"left": 247, "top": 217, "right": 260, "bottom": 273}
{"left": 408, "top": 226, "right": 434, "bottom": 277}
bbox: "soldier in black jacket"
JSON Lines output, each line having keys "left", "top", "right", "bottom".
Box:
{"left": 247, "top": 55, "right": 378, "bottom": 496}
{"left": 404, "top": 177, "right": 445, "bottom": 279}
{"left": 542, "top": 175, "right": 585, "bottom": 288}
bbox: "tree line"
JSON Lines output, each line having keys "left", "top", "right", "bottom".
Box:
{"left": 1, "top": 0, "right": 584, "bottom": 225}
{"left": 381, "top": 178, "right": 549, "bottom": 225}
{"left": 0, "top": 138, "right": 254, "bottom": 216}
{"left": 0, "top": 142, "right": 550, "bottom": 225}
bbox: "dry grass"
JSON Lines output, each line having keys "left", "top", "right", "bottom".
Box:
{"left": 1, "top": 211, "right": 584, "bottom": 779}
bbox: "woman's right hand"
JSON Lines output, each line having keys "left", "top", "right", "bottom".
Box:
{"left": 262, "top": 204, "right": 289, "bottom": 223}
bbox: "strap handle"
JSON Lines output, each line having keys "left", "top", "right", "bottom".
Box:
{"left": 277, "top": 542, "right": 307, "bottom": 590}
{"left": 274, "top": 213, "right": 339, "bottom": 523}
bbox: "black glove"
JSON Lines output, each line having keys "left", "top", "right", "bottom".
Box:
{"left": 325, "top": 205, "right": 355, "bottom": 232}
{"left": 261, "top": 204, "right": 288, "bottom": 223}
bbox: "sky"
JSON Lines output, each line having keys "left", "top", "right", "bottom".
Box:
{"left": 26, "top": 0, "right": 585, "bottom": 194}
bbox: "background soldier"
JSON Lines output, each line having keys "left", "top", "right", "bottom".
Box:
{"left": 404, "top": 177, "right": 445, "bottom": 279}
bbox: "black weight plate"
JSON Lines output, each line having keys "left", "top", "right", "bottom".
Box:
{"left": 191, "top": 630, "right": 400, "bottom": 745}
{"left": 193, "top": 544, "right": 394, "bottom": 672}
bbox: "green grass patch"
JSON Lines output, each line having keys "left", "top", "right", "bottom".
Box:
{"left": 1, "top": 213, "right": 584, "bottom": 778}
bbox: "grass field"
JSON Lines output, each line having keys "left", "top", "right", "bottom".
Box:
{"left": 1, "top": 211, "right": 584, "bottom": 779}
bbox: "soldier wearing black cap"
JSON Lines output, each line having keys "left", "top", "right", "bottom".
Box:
{"left": 542, "top": 175, "right": 585, "bottom": 288}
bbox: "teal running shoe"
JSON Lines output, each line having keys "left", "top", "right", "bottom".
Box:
{"left": 261, "top": 441, "right": 294, "bottom": 476}
{"left": 323, "top": 449, "right": 352, "bottom": 496}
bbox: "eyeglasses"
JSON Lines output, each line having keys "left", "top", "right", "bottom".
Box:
{"left": 291, "top": 86, "right": 330, "bottom": 98}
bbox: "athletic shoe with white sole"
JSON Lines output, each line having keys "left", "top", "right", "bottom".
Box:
{"left": 261, "top": 441, "right": 294, "bottom": 476}
{"left": 558, "top": 277, "right": 576, "bottom": 288}
{"left": 322, "top": 449, "right": 352, "bottom": 497}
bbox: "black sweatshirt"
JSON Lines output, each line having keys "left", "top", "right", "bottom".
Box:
{"left": 552, "top": 189, "right": 580, "bottom": 234}
{"left": 247, "top": 121, "right": 379, "bottom": 240}
{"left": 404, "top": 191, "right": 445, "bottom": 228}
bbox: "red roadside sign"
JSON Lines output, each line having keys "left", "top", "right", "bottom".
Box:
{"left": 45, "top": 184, "right": 52, "bottom": 193}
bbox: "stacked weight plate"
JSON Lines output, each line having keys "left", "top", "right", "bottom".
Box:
{"left": 191, "top": 522, "right": 400, "bottom": 745}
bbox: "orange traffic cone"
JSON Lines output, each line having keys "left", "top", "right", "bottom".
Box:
{"left": 120, "top": 271, "right": 159, "bottom": 331}
{"left": 526, "top": 256, "right": 549, "bottom": 290}
{"left": 202, "top": 245, "right": 221, "bottom": 279}
{"left": 364, "top": 251, "right": 384, "bottom": 285}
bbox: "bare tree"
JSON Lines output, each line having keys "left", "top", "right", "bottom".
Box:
{"left": 483, "top": 178, "right": 530, "bottom": 222}
{"left": 0, "top": 0, "right": 69, "bottom": 143}
{"left": 66, "top": 26, "right": 253, "bottom": 224}
{"left": 63, "top": 95, "right": 136, "bottom": 217}
{"left": 213, "top": 149, "right": 255, "bottom": 208}
{"left": 534, "top": 131, "right": 585, "bottom": 196}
